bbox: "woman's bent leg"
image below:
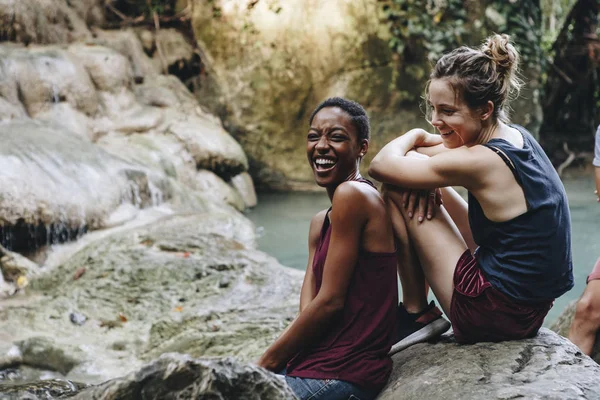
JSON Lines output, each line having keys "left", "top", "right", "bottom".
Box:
{"left": 386, "top": 192, "right": 429, "bottom": 313}
{"left": 385, "top": 187, "right": 467, "bottom": 316}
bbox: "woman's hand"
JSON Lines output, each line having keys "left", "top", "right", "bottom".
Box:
{"left": 257, "top": 352, "right": 283, "bottom": 372}
{"left": 402, "top": 188, "right": 443, "bottom": 222}
{"left": 399, "top": 150, "right": 442, "bottom": 222}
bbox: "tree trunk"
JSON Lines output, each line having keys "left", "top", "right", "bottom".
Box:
{"left": 539, "top": 0, "right": 600, "bottom": 164}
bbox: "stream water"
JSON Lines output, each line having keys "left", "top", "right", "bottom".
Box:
{"left": 246, "top": 176, "right": 600, "bottom": 326}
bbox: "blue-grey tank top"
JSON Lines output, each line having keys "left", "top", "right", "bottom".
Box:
{"left": 468, "top": 125, "right": 574, "bottom": 303}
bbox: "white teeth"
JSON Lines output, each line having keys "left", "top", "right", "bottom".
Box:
{"left": 315, "top": 158, "right": 335, "bottom": 165}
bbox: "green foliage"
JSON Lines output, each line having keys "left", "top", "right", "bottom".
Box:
{"left": 493, "top": 0, "right": 543, "bottom": 67}
{"left": 541, "top": 0, "right": 577, "bottom": 51}
{"left": 382, "top": 0, "right": 467, "bottom": 65}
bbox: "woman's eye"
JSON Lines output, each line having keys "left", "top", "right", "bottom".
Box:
{"left": 442, "top": 109, "right": 455, "bottom": 115}
{"left": 307, "top": 133, "right": 319, "bottom": 141}
{"left": 331, "top": 134, "right": 346, "bottom": 141}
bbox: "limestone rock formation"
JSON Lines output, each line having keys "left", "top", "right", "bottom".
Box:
{"left": 0, "top": 354, "right": 295, "bottom": 400}
{"left": 0, "top": 119, "right": 170, "bottom": 238}
{"left": 191, "top": 0, "right": 543, "bottom": 189}
{"left": 0, "top": 33, "right": 255, "bottom": 253}
{"left": 70, "top": 353, "right": 295, "bottom": 400}
{"left": 0, "top": 212, "right": 302, "bottom": 384}
{"left": 0, "top": 0, "right": 104, "bottom": 45}
{"left": 378, "top": 328, "right": 600, "bottom": 400}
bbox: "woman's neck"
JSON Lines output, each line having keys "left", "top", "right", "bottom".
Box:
{"left": 326, "top": 171, "right": 362, "bottom": 200}
{"left": 476, "top": 120, "right": 501, "bottom": 145}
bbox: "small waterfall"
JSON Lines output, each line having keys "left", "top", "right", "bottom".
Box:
{"left": 0, "top": 221, "right": 89, "bottom": 254}
{"left": 147, "top": 179, "right": 164, "bottom": 207}
{"left": 51, "top": 83, "right": 60, "bottom": 104}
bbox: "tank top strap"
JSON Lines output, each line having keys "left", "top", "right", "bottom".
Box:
{"left": 356, "top": 177, "right": 377, "bottom": 189}
{"left": 483, "top": 143, "right": 521, "bottom": 185}
{"left": 318, "top": 207, "right": 332, "bottom": 245}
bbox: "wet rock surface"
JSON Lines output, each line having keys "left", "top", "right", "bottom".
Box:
{"left": 378, "top": 328, "right": 600, "bottom": 400}
{"left": 0, "top": 211, "right": 302, "bottom": 385}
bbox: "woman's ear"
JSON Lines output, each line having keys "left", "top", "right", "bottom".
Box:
{"left": 480, "top": 101, "right": 494, "bottom": 121}
{"left": 359, "top": 139, "right": 369, "bottom": 158}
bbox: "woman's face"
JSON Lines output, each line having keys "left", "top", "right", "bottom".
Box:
{"left": 428, "top": 78, "right": 486, "bottom": 148}
{"left": 306, "top": 107, "right": 367, "bottom": 188}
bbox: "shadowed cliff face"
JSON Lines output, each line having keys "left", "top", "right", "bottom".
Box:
{"left": 190, "top": 0, "right": 543, "bottom": 190}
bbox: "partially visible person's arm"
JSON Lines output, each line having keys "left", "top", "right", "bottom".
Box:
{"left": 370, "top": 130, "right": 488, "bottom": 190}
{"left": 594, "top": 126, "right": 600, "bottom": 202}
{"left": 257, "top": 183, "right": 367, "bottom": 371}
{"left": 595, "top": 167, "right": 600, "bottom": 202}
{"left": 299, "top": 211, "right": 327, "bottom": 312}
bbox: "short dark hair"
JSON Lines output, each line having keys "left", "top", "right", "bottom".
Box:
{"left": 309, "top": 97, "right": 370, "bottom": 141}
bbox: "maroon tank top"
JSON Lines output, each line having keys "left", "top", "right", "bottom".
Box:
{"left": 286, "top": 179, "right": 398, "bottom": 391}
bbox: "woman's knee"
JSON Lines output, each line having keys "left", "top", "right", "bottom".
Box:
{"left": 574, "top": 291, "right": 600, "bottom": 328}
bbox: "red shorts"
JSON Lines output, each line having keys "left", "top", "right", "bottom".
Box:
{"left": 449, "top": 250, "right": 553, "bottom": 344}
{"left": 586, "top": 257, "right": 600, "bottom": 283}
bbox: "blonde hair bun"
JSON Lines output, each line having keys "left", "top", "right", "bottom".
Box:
{"left": 481, "top": 33, "right": 522, "bottom": 100}
{"left": 482, "top": 34, "right": 518, "bottom": 71}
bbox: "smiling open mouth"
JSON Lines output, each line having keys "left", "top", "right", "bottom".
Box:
{"left": 441, "top": 130, "right": 455, "bottom": 137}
{"left": 314, "top": 158, "right": 337, "bottom": 171}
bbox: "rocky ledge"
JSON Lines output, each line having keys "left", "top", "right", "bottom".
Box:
{"left": 4, "top": 328, "right": 600, "bottom": 400}
{"left": 379, "top": 328, "right": 600, "bottom": 400}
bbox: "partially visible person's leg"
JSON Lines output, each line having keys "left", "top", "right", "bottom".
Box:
{"left": 385, "top": 186, "right": 467, "bottom": 353}
{"left": 387, "top": 194, "right": 429, "bottom": 314}
{"left": 569, "top": 258, "right": 600, "bottom": 355}
{"left": 385, "top": 186, "right": 468, "bottom": 315}
{"left": 284, "top": 376, "right": 378, "bottom": 400}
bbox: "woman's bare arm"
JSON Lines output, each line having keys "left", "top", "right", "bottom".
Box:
{"left": 370, "top": 131, "right": 489, "bottom": 190}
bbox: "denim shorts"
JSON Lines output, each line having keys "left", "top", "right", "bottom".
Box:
{"left": 283, "top": 374, "right": 378, "bottom": 400}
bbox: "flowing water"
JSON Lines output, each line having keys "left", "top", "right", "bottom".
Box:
{"left": 246, "top": 177, "right": 600, "bottom": 325}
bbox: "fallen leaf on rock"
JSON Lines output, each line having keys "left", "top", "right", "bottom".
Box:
{"left": 100, "top": 320, "right": 123, "bottom": 329}
{"left": 183, "top": 252, "right": 190, "bottom": 258}
{"left": 16, "top": 276, "right": 28, "bottom": 289}
{"left": 118, "top": 312, "right": 128, "bottom": 322}
{"left": 73, "top": 267, "right": 86, "bottom": 280}
{"left": 173, "top": 306, "right": 183, "bottom": 312}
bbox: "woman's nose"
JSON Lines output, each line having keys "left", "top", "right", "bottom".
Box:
{"left": 431, "top": 112, "right": 443, "bottom": 127}
{"left": 315, "top": 136, "right": 329, "bottom": 151}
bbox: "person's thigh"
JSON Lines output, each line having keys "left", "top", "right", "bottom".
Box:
{"left": 285, "top": 376, "right": 377, "bottom": 400}
{"left": 386, "top": 188, "right": 467, "bottom": 315}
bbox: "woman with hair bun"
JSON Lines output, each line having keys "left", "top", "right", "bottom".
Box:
{"left": 370, "top": 34, "right": 574, "bottom": 349}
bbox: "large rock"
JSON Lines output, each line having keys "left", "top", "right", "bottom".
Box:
{"left": 0, "top": 39, "right": 253, "bottom": 225}
{"left": 378, "top": 328, "right": 600, "bottom": 400}
{"left": 191, "top": 0, "right": 543, "bottom": 190}
{"left": 0, "top": 353, "right": 295, "bottom": 399}
{"left": 70, "top": 354, "right": 295, "bottom": 400}
{"left": 0, "top": 0, "right": 104, "bottom": 45}
{"left": 0, "top": 212, "right": 302, "bottom": 383}
{"left": 0, "top": 119, "right": 172, "bottom": 243}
